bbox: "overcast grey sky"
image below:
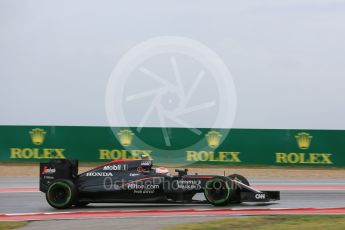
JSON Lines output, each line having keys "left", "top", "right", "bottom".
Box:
{"left": 0, "top": 0, "right": 344, "bottom": 129}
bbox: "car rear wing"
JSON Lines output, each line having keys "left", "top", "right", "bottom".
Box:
{"left": 39, "top": 159, "right": 78, "bottom": 193}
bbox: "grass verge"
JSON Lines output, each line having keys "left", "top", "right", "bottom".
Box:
{"left": 162, "top": 215, "right": 345, "bottom": 230}
{"left": 0, "top": 222, "right": 27, "bottom": 230}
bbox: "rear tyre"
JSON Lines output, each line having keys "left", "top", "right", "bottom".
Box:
{"left": 204, "top": 176, "right": 234, "bottom": 206}
{"left": 227, "top": 174, "right": 249, "bottom": 203}
{"left": 46, "top": 179, "right": 77, "bottom": 209}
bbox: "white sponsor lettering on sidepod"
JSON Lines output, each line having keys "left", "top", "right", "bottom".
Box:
{"left": 177, "top": 180, "right": 201, "bottom": 189}
{"left": 177, "top": 180, "right": 201, "bottom": 185}
{"left": 127, "top": 184, "right": 159, "bottom": 190}
{"left": 141, "top": 161, "right": 150, "bottom": 166}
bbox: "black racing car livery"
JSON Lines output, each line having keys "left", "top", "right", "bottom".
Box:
{"left": 39, "top": 159, "right": 280, "bottom": 209}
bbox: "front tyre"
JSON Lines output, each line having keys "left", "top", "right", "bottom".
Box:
{"left": 46, "top": 179, "right": 77, "bottom": 209}
{"left": 227, "top": 174, "right": 249, "bottom": 204}
{"left": 204, "top": 176, "right": 234, "bottom": 206}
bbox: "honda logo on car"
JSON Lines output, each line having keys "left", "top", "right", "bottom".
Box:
{"left": 86, "top": 172, "right": 113, "bottom": 177}
{"left": 103, "top": 164, "right": 127, "bottom": 171}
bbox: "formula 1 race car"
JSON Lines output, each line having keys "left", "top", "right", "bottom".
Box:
{"left": 39, "top": 159, "right": 280, "bottom": 209}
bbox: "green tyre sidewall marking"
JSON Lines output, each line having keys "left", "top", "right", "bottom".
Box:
{"left": 47, "top": 182, "right": 72, "bottom": 207}
{"left": 205, "top": 178, "right": 231, "bottom": 205}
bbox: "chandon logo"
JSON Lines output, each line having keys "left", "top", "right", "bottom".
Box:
{"left": 86, "top": 172, "right": 113, "bottom": 177}
{"left": 41, "top": 166, "right": 56, "bottom": 175}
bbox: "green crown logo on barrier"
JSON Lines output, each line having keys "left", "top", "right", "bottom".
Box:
{"left": 117, "top": 129, "right": 134, "bottom": 147}
{"left": 295, "top": 132, "right": 312, "bottom": 150}
{"left": 205, "top": 131, "right": 222, "bottom": 148}
{"left": 29, "top": 128, "right": 47, "bottom": 145}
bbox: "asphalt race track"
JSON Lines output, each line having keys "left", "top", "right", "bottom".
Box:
{"left": 0, "top": 177, "right": 344, "bottom": 229}
{"left": 1, "top": 177, "right": 345, "bottom": 213}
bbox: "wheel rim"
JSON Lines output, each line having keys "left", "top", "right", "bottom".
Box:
{"left": 47, "top": 182, "right": 72, "bottom": 207}
{"left": 205, "top": 178, "right": 231, "bottom": 205}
